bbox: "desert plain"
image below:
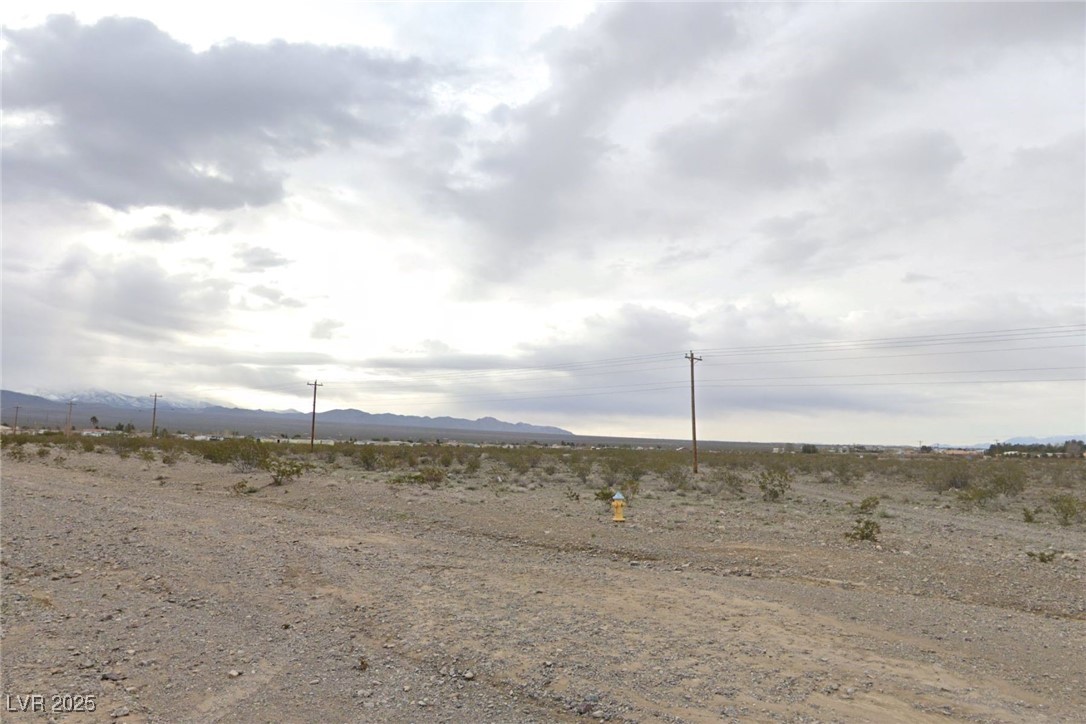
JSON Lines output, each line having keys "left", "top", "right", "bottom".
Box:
{"left": 2, "top": 438, "right": 1084, "bottom": 723}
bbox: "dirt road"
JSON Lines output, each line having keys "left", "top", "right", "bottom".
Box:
{"left": 2, "top": 449, "right": 1084, "bottom": 722}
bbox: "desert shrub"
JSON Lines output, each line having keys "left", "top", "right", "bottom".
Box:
{"left": 267, "top": 459, "right": 304, "bottom": 486}
{"left": 845, "top": 518, "right": 880, "bottom": 542}
{"left": 928, "top": 462, "right": 973, "bottom": 492}
{"left": 958, "top": 485, "right": 997, "bottom": 507}
{"left": 822, "top": 457, "right": 861, "bottom": 486}
{"left": 6, "top": 443, "right": 28, "bottom": 462}
{"left": 456, "top": 451, "right": 480, "bottom": 474}
{"left": 704, "top": 468, "right": 745, "bottom": 497}
{"left": 1022, "top": 506, "right": 1042, "bottom": 523}
{"left": 981, "top": 463, "right": 1027, "bottom": 497}
{"left": 81, "top": 438, "right": 96, "bottom": 453}
{"left": 564, "top": 485, "right": 580, "bottom": 501}
{"left": 37, "top": 446, "right": 51, "bottom": 459}
{"left": 571, "top": 456, "right": 593, "bottom": 485}
{"left": 138, "top": 449, "right": 156, "bottom": 462}
{"left": 355, "top": 445, "right": 388, "bottom": 471}
{"left": 161, "top": 451, "right": 179, "bottom": 466}
{"left": 231, "top": 479, "right": 257, "bottom": 495}
{"left": 661, "top": 466, "right": 692, "bottom": 491}
{"left": 594, "top": 486, "right": 615, "bottom": 502}
{"left": 620, "top": 478, "right": 641, "bottom": 502}
{"left": 199, "top": 438, "right": 269, "bottom": 472}
{"left": 1026, "top": 549, "right": 1060, "bottom": 563}
{"left": 757, "top": 466, "right": 793, "bottom": 502}
{"left": 856, "top": 496, "right": 880, "bottom": 515}
{"left": 1050, "top": 495, "right": 1083, "bottom": 526}
{"left": 416, "top": 465, "right": 446, "bottom": 488}
{"left": 390, "top": 465, "right": 446, "bottom": 489}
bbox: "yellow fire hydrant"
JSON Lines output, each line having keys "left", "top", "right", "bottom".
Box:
{"left": 611, "top": 491, "right": 626, "bottom": 522}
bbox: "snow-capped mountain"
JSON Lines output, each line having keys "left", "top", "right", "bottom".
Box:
{"left": 37, "top": 389, "right": 214, "bottom": 410}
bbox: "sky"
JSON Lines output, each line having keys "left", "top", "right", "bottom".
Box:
{"left": 2, "top": 2, "right": 1084, "bottom": 445}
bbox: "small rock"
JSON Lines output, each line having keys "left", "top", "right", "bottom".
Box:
{"left": 463, "top": 671, "right": 475, "bottom": 681}
{"left": 110, "top": 706, "right": 130, "bottom": 718}
{"left": 228, "top": 670, "right": 242, "bottom": 678}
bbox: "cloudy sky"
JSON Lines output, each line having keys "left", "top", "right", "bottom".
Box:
{"left": 2, "top": 2, "right": 1083, "bottom": 445}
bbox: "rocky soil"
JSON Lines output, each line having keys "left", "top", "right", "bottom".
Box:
{"left": 2, "top": 446, "right": 1084, "bottom": 722}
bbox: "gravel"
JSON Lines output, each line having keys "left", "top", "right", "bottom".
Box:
{"left": 2, "top": 446, "right": 1083, "bottom": 722}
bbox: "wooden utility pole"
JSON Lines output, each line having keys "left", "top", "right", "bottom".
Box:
{"left": 686, "top": 351, "right": 702, "bottom": 474}
{"left": 13, "top": 405, "right": 20, "bottom": 434}
{"left": 307, "top": 380, "right": 323, "bottom": 452}
{"left": 65, "top": 400, "right": 75, "bottom": 436}
{"left": 150, "top": 394, "right": 161, "bottom": 437}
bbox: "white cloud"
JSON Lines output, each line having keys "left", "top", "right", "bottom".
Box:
{"left": 1, "top": 3, "right": 1082, "bottom": 444}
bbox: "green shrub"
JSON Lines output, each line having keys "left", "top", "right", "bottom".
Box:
{"left": 845, "top": 518, "right": 880, "bottom": 542}
{"left": 416, "top": 465, "right": 446, "bottom": 488}
{"left": 1022, "top": 506, "right": 1042, "bottom": 523}
{"left": 6, "top": 443, "right": 28, "bottom": 462}
{"left": 1026, "top": 549, "right": 1060, "bottom": 563}
{"left": 856, "top": 496, "right": 880, "bottom": 514}
{"left": 571, "top": 457, "right": 593, "bottom": 485}
{"left": 928, "top": 462, "right": 972, "bottom": 492}
{"left": 662, "top": 466, "right": 692, "bottom": 492}
{"left": 982, "top": 464, "right": 1027, "bottom": 497}
{"left": 267, "top": 459, "right": 304, "bottom": 486}
{"left": 706, "top": 468, "right": 745, "bottom": 497}
{"left": 1050, "top": 495, "right": 1083, "bottom": 526}
{"left": 200, "top": 438, "right": 269, "bottom": 472}
{"left": 958, "top": 485, "right": 996, "bottom": 507}
{"left": 462, "top": 452, "right": 482, "bottom": 474}
{"left": 594, "top": 486, "right": 615, "bottom": 502}
{"left": 757, "top": 467, "right": 793, "bottom": 502}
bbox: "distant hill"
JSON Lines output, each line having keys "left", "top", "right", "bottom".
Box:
{"left": 0, "top": 389, "right": 573, "bottom": 440}
{"left": 1000, "top": 435, "right": 1084, "bottom": 446}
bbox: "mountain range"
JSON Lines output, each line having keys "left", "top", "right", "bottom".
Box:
{"left": 0, "top": 390, "right": 573, "bottom": 440}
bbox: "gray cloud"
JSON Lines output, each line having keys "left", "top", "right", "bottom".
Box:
{"left": 127, "top": 213, "right": 185, "bottom": 242}
{"left": 448, "top": 3, "right": 739, "bottom": 274}
{"left": 249, "top": 284, "right": 304, "bottom": 308}
{"left": 310, "top": 318, "right": 344, "bottom": 340}
{"left": 235, "top": 245, "right": 291, "bottom": 272}
{"left": 2, "top": 15, "right": 436, "bottom": 211}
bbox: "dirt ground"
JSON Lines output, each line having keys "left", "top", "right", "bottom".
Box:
{"left": 2, "top": 446, "right": 1084, "bottom": 723}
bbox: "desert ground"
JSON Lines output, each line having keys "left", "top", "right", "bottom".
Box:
{"left": 2, "top": 440, "right": 1084, "bottom": 723}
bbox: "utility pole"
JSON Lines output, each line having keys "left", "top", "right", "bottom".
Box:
{"left": 150, "top": 394, "right": 161, "bottom": 438}
{"left": 65, "top": 400, "right": 75, "bottom": 436}
{"left": 307, "top": 380, "right": 323, "bottom": 452}
{"left": 686, "top": 351, "right": 702, "bottom": 474}
{"left": 13, "top": 406, "right": 20, "bottom": 434}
